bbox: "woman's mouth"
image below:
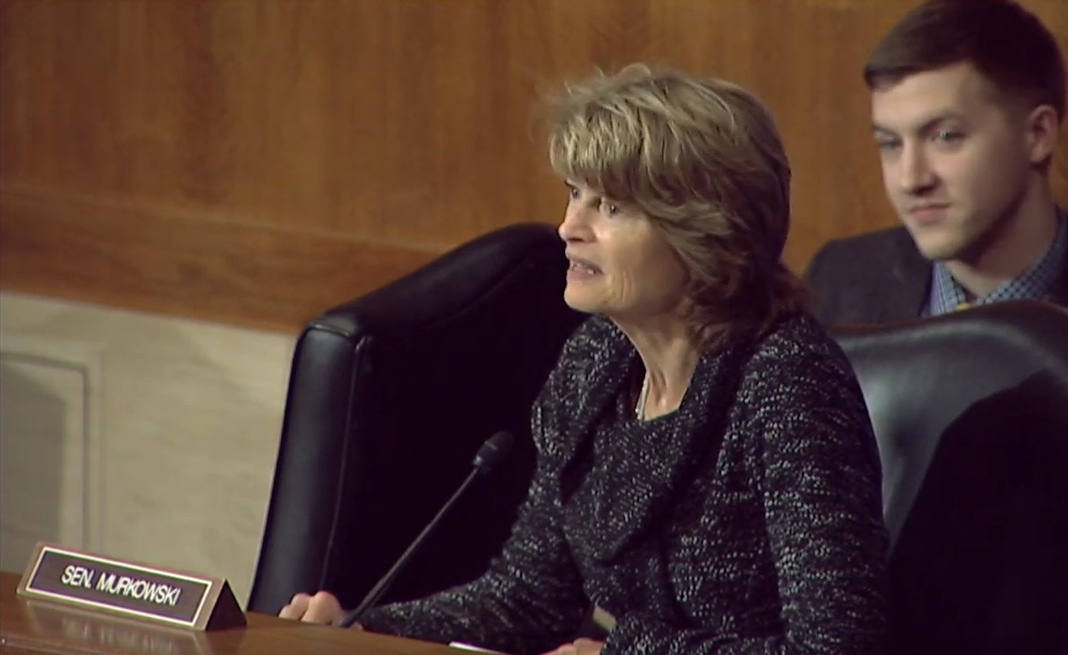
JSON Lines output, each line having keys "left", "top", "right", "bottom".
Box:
{"left": 567, "top": 258, "right": 602, "bottom": 280}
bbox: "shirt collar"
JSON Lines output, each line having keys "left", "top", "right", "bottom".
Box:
{"left": 926, "top": 206, "right": 1068, "bottom": 316}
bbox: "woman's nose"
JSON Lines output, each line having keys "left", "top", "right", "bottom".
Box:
{"left": 558, "top": 204, "right": 593, "bottom": 242}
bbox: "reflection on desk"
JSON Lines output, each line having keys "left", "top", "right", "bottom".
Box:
{"left": 22, "top": 598, "right": 214, "bottom": 655}
{"left": 0, "top": 571, "right": 471, "bottom": 655}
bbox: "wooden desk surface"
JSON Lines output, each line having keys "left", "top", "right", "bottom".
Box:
{"left": 0, "top": 571, "right": 461, "bottom": 655}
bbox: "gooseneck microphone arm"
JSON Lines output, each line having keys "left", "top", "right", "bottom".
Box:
{"left": 337, "top": 430, "right": 515, "bottom": 629}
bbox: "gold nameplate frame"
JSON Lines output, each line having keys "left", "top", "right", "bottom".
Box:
{"left": 17, "top": 541, "right": 246, "bottom": 631}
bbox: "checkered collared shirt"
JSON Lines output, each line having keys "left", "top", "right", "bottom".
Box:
{"left": 924, "top": 208, "right": 1068, "bottom": 317}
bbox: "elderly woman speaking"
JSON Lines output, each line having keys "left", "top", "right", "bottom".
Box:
{"left": 280, "top": 64, "right": 889, "bottom": 655}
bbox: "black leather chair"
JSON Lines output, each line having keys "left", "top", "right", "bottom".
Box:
{"left": 832, "top": 301, "right": 1068, "bottom": 655}
{"left": 249, "top": 223, "right": 1068, "bottom": 654}
{"left": 248, "top": 223, "right": 584, "bottom": 616}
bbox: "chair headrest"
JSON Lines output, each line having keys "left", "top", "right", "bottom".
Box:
{"left": 830, "top": 300, "right": 1068, "bottom": 541}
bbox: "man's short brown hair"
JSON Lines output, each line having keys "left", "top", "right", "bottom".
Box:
{"left": 544, "top": 64, "right": 807, "bottom": 351}
{"left": 864, "top": 0, "right": 1066, "bottom": 122}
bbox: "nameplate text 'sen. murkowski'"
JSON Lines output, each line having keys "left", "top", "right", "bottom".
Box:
{"left": 17, "top": 542, "right": 246, "bottom": 631}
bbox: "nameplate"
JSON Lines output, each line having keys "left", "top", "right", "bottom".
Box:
{"left": 17, "top": 542, "right": 246, "bottom": 631}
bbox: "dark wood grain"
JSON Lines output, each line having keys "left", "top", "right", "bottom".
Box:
{"left": 1, "top": 0, "right": 1065, "bottom": 331}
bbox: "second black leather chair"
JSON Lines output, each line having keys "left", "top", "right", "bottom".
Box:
{"left": 833, "top": 301, "right": 1068, "bottom": 655}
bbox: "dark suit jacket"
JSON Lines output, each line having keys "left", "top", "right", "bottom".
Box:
{"left": 803, "top": 226, "right": 1068, "bottom": 325}
{"left": 360, "top": 312, "right": 889, "bottom": 655}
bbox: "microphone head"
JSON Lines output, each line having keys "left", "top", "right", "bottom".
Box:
{"left": 472, "top": 431, "right": 514, "bottom": 474}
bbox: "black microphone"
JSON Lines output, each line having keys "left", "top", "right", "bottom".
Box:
{"left": 337, "top": 430, "right": 515, "bottom": 628}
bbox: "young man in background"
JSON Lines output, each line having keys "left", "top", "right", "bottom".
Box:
{"left": 806, "top": 0, "right": 1067, "bottom": 324}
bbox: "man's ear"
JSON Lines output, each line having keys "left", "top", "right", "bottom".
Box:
{"left": 1024, "top": 103, "right": 1059, "bottom": 166}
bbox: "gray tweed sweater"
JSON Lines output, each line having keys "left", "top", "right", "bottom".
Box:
{"left": 361, "top": 312, "right": 889, "bottom": 654}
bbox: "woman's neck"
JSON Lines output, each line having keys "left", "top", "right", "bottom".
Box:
{"left": 613, "top": 314, "right": 702, "bottom": 420}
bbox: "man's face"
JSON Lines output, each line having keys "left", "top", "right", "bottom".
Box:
{"left": 871, "top": 62, "right": 1036, "bottom": 262}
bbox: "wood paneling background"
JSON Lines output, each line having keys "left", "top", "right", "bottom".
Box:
{"left": 2, "top": 0, "right": 1067, "bottom": 333}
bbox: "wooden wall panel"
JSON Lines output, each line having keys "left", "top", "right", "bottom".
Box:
{"left": 2, "top": 0, "right": 1067, "bottom": 332}
{"left": 0, "top": 188, "right": 438, "bottom": 333}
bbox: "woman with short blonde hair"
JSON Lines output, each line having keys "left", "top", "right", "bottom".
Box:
{"left": 282, "top": 64, "right": 889, "bottom": 655}
{"left": 547, "top": 64, "right": 808, "bottom": 349}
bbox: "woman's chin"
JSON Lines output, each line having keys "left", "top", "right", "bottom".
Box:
{"left": 563, "top": 289, "right": 602, "bottom": 315}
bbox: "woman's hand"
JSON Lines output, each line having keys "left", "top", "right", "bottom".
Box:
{"left": 541, "top": 638, "right": 604, "bottom": 655}
{"left": 278, "top": 591, "right": 362, "bottom": 629}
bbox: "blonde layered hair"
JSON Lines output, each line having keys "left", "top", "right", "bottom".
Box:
{"left": 546, "top": 64, "right": 808, "bottom": 350}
